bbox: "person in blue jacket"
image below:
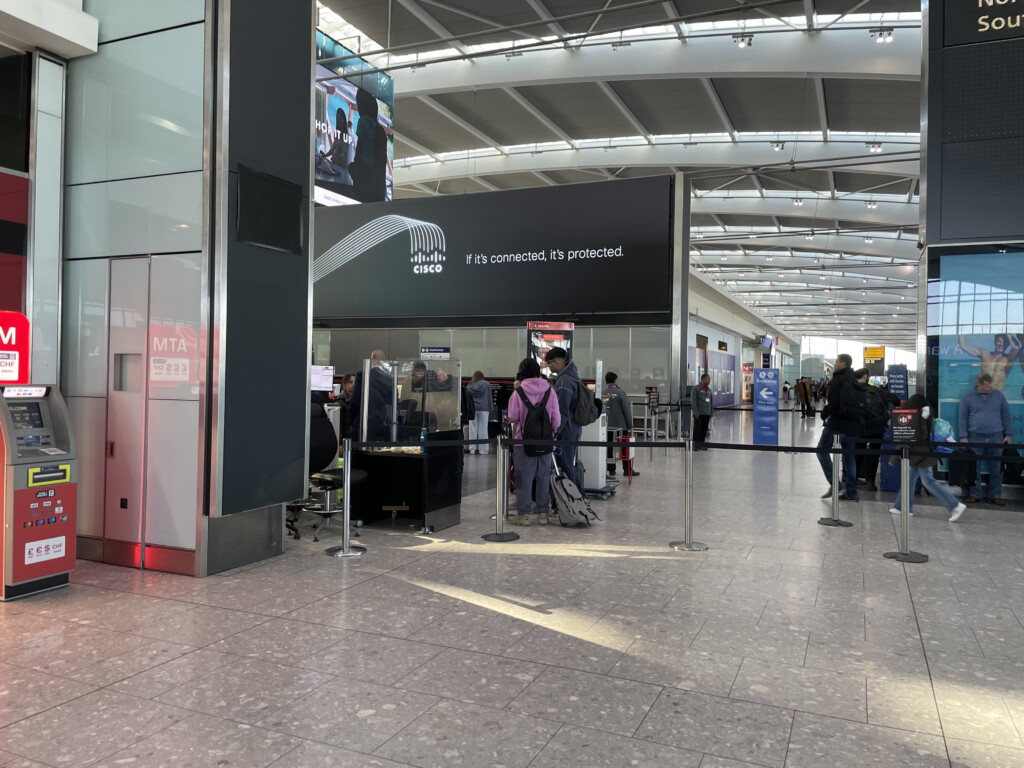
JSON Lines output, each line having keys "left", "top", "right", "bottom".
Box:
{"left": 958, "top": 372, "right": 1013, "bottom": 505}
{"left": 545, "top": 347, "right": 582, "bottom": 488}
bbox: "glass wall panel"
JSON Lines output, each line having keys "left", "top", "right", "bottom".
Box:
{"left": 85, "top": 0, "right": 205, "bottom": 43}
{"left": 66, "top": 24, "right": 204, "bottom": 184}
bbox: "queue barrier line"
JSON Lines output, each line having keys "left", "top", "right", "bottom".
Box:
{"left": 341, "top": 435, "right": 1024, "bottom": 566}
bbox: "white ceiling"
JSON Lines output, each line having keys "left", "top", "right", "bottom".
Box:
{"left": 320, "top": 0, "right": 923, "bottom": 348}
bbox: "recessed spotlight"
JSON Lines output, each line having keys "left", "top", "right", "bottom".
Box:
{"left": 733, "top": 33, "right": 754, "bottom": 48}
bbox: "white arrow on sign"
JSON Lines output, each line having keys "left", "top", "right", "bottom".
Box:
{"left": 759, "top": 387, "right": 774, "bottom": 399}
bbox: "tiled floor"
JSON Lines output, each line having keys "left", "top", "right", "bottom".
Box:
{"left": 1, "top": 410, "right": 1023, "bottom": 766}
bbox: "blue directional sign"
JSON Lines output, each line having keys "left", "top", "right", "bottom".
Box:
{"left": 753, "top": 368, "right": 780, "bottom": 445}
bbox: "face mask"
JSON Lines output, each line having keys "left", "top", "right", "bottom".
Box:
{"left": 920, "top": 406, "right": 931, "bottom": 420}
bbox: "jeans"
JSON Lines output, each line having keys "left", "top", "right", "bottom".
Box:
{"left": 893, "top": 465, "right": 960, "bottom": 514}
{"left": 816, "top": 425, "right": 859, "bottom": 499}
{"left": 469, "top": 411, "right": 489, "bottom": 453}
{"left": 513, "top": 447, "right": 551, "bottom": 516}
{"left": 968, "top": 431, "right": 1005, "bottom": 500}
{"left": 558, "top": 423, "right": 581, "bottom": 488}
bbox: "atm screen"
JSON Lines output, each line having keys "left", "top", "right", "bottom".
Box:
{"left": 8, "top": 402, "right": 43, "bottom": 429}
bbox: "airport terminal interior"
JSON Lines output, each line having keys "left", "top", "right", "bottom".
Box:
{"left": 1, "top": 0, "right": 1023, "bottom": 766}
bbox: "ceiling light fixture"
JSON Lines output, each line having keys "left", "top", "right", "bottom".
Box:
{"left": 870, "top": 27, "right": 894, "bottom": 43}
{"left": 866, "top": 142, "right": 884, "bottom": 153}
{"left": 805, "top": 231, "right": 815, "bottom": 240}
{"left": 771, "top": 141, "right": 785, "bottom": 152}
{"left": 733, "top": 33, "right": 754, "bottom": 48}
{"left": 505, "top": 51, "right": 523, "bottom": 60}
{"left": 793, "top": 198, "right": 803, "bottom": 207}
{"left": 864, "top": 237, "right": 874, "bottom": 244}
{"left": 866, "top": 200, "right": 878, "bottom": 209}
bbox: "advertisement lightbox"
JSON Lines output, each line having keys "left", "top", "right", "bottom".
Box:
{"left": 312, "top": 176, "right": 674, "bottom": 322}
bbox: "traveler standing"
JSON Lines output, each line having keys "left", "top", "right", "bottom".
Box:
{"left": 796, "top": 377, "right": 812, "bottom": 418}
{"left": 852, "top": 367, "right": 893, "bottom": 491}
{"left": 890, "top": 394, "right": 968, "bottom": 522}
{"left": 603, "top": 372, "right": 639, "bottom": 476}
{"left": 507, "top": 358, "right": 561, "bottom": 526}
{"left": 545, "top": 347, "right": 583, "bottom": 488}
{"left": 691, "top": 374, "right": 713, "bottom": 450}
{"left": 466, "top": 371, "right": 492, "bottom": 454}
{"left": 959, "top": 372, "right": 1013, "bottom": 505}
{"left": 816, "top": 354, "right": 863, "bottom": 501}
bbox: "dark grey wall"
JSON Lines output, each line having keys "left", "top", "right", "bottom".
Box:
{"left": 218, "top": 0, "right": 313, "bottom": 515}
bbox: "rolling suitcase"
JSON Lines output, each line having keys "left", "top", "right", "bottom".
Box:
{"left": 550, "top": 455, "right": 599, "bottom": 526}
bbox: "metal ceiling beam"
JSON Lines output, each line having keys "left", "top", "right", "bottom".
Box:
{"left": 662, "top": 1, "right": 689, "bottom": 38}
{"left": 395, "top": 142, "right": 919, "bottom": 185}
{"left": 417, "top": 95, "right": 508, "bottom": 153}
{"left": 472, "top": 176, "right": 501, "bottom": 191}
{"left": 597, "top": 81, "right": 654, "bottom": 145}
{"left": 813, "top": 77, "right": 828, "bottom": 140}
{"left": 525, "top": 0, "right": 569, "bottom": 38}
{"left": 691, "top": 196, "right": 916, "bottom": 226}
{"left": 534, "top": 171, "right": 558, "bottom": 185}
{"left": 419, "top": 0, "right": 537, "bottom": 41}
{"left": 394, "top": 29, "right": 920, "bottom": 98}
{"left": 392, "top": 130, "right": 442, "bottom": 161}
{"left": 396, "top": 0, "right": 472, "bottom": 55}
{"left": 804, "top": 0, "right": 818, "bottom": 29}
{"left": 501, "top": 87, "right": 579, "bottom": 148}
{"left": 700, "top": 232, "right": 920, "bottom": 259}
{"left": 701, "top": 79, "right": 737, "bottom": 142}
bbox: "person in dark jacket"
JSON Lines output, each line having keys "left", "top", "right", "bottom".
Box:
{"left": 890, "top": 393, "right": 967, "bottom": 522}
{"left": 466, "top": 371, "right": 492, "bottom": 454}
{"left": 853, "top": 368, "right": 890, "bottom": 491}
{"left": 691, "top": 374, "right": 713, "bottom": 450}
{"left": 545, "top": 347, "right": 582, "bottom": 488}
{"left": 603, "top": 371, "right": 639, "bottom": 477}
{"left": 815, "top": 354, "right": 863, "bottom": 501}
{"left": 796, "top": 377, "right": 813, "bottom": 418}
{"left": 350, "top": 349, "right": 393, "bottom": 441}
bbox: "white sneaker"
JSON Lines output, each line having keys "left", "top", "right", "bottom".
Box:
{"left": 949, "top": 503, "right": 966, "bottom": 523}
{"left": 889, "top": 507, "right": 912, "bottom": 516}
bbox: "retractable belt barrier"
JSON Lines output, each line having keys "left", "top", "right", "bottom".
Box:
{"left": 339, "top": 434, "right": 1024, "bottom": 566}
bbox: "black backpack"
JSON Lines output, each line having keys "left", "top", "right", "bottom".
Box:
{"left": 861, "top": 387, "right": 891, "bottom": 431}
{"left": 566, "top": 374, "right": 601, "bottom": 427}
{"left": 517, "top": 387, "right": 554, "bottom": 457}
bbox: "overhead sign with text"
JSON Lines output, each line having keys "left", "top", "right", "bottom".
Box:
{"left": 945, "top": 0, "right": 1024, "bottom": 45}
{"left": 312, "top": 176, "right": 673, "bottom": 321}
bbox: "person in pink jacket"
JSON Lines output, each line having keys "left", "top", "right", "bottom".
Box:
{"left": 507, "top": 357, "right": 562, "bottom": 525}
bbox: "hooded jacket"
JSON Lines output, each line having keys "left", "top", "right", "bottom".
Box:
{"left": 466, "top": 378, "right": 492, "bottom": 413}
{"left": 507, "top": 377, "right": 562, "bottom": 441}
{"left": 553, "top": 360, "right": 581, "bottom": 437}
{"left": 822, "top": 366, "right": 863, "bottom": 435}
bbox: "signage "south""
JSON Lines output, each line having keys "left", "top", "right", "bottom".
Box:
{"left": 946, "top": 0, "right": 1024, "bottom": 45}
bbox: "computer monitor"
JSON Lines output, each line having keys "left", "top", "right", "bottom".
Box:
{"left": 311, "top": 365, "right": 335, "bottom": 391}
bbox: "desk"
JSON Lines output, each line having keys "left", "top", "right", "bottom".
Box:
{"left": 351, "top": 429, "right": 463, "bottom": 532}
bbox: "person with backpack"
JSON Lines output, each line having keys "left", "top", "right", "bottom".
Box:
{"left": 815, "top": 354, "right": 864, "bottom": 501}
{"left": 889, "top": 393, "right": 967, "bottom": 522}
{"left": 852, "top": 367, "right": 893, "bottom": 491}
{"left": 507, "top": 358, "right": 561, "bottom": 526}
{"left": 545, "top": 347, "right": 585, "bottom": 489}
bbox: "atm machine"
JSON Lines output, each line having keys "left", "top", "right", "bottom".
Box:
{"left": 0, "top": 386, "right": 77, "bottom": 600}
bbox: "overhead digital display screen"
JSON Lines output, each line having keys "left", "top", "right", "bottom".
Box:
{"left": 945, "top": 0, "right": 1024, "bottom": 46}
{"left": 313, "top": 176, "right": 674, "bottom": 322}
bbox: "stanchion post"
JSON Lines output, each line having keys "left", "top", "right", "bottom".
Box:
{"left": 483, "top": 434, "right": 519, "bottom": 542}
{"left": 670, "top": 438, "right": 708, "bottom": 552}
{"left": 325, "top": 439, "right": 367, "bottom": 558}
{"left": 819, "top": 434, "right": 853, "bottom": 527}
{"left": 884, "top": 444, "right": 928, "bottom": 563}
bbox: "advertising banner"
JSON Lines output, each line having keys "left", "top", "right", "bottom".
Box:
{"left": 528, "top": 321, "right": 573, "bottom": 377}
{"left": 753, "top": 368, "right": 779, "bottom": 445}
{"left": 0, "top": 310, "right": 30, "bottom": 385}
{"left": 313, "top": 176, "right": 674, "bottom": 321}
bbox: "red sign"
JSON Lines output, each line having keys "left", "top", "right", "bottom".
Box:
{"left": 0, "top": 310, "right": 30, "bottom": 385}
{"left": 527, "top": 321, "right": 575, "bottom": 331}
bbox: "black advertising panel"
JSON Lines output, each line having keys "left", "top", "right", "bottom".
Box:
{"left": 945, "top": 0, "right": 1024, "bottom": 46}
{"left": 313, "top": 176, "right": 673, "bottom": 322}
{"left": 891, "top": 408, "right": 921, "bottom": 443}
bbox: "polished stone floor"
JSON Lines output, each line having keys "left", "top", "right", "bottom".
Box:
{"left": 1, "top": 410, "right": 1023, "bottom": 767}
